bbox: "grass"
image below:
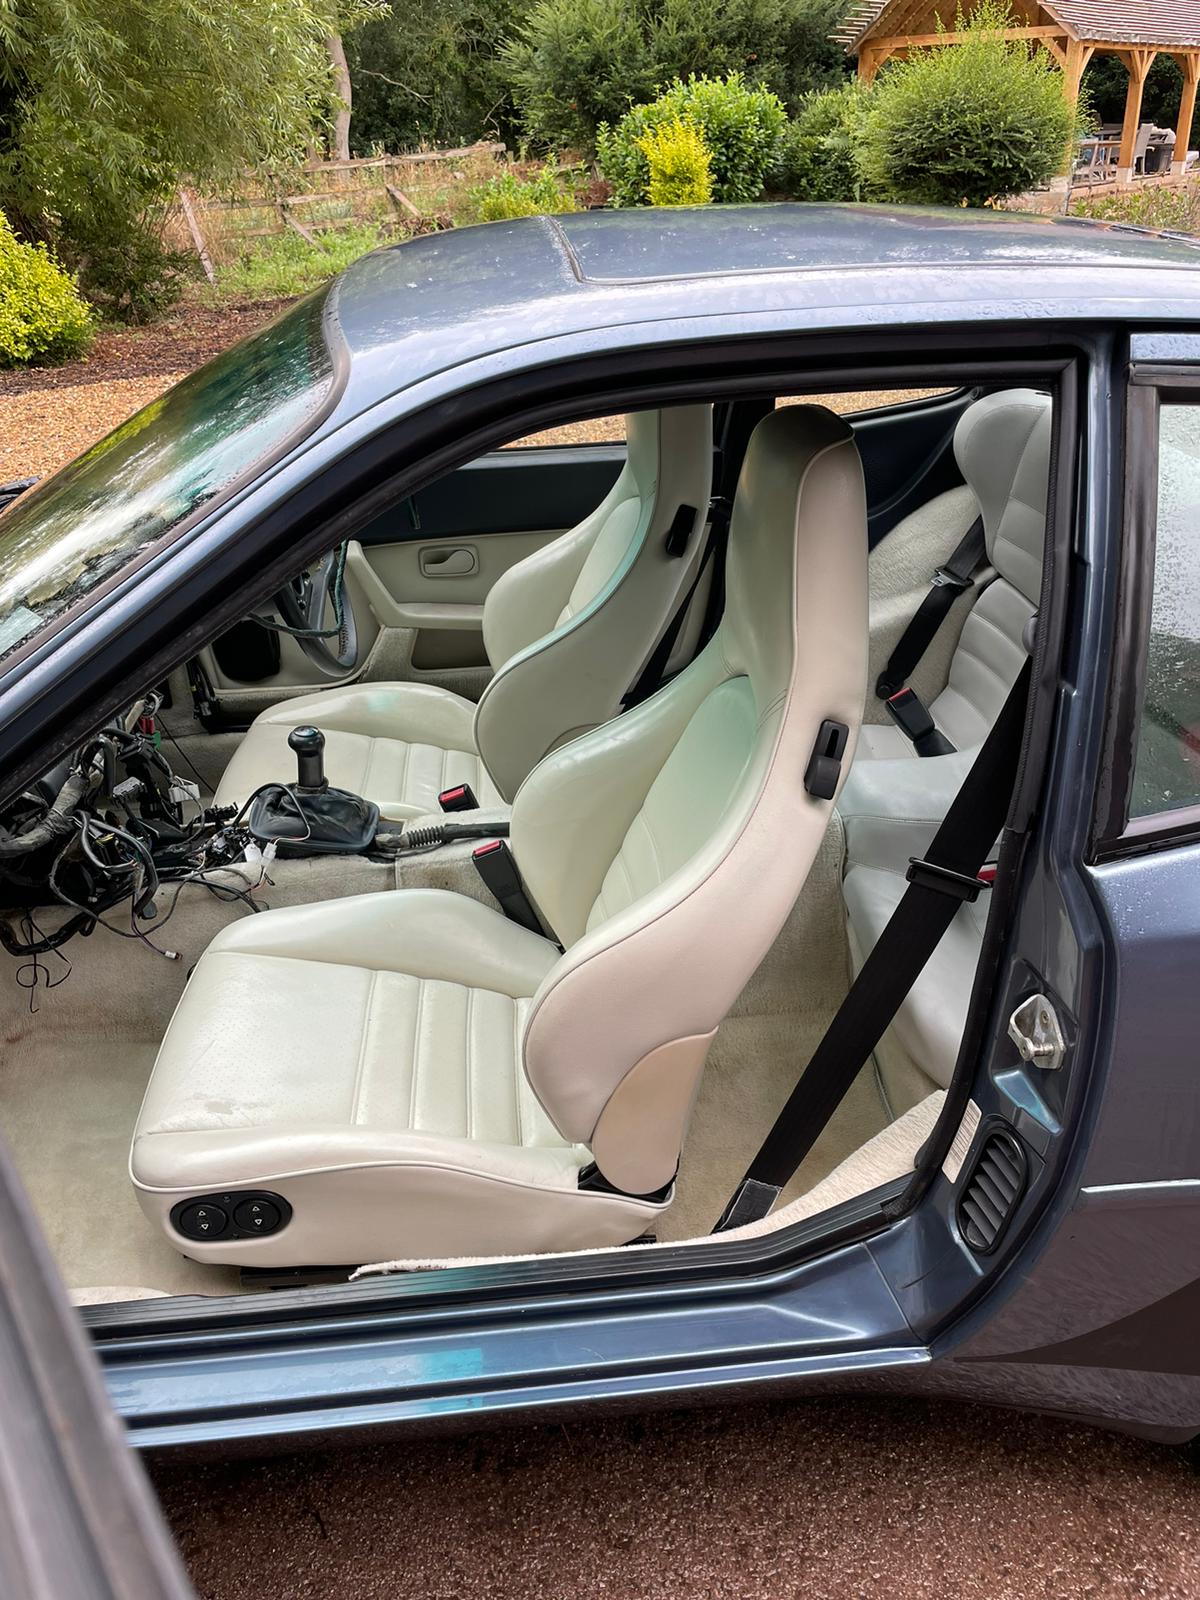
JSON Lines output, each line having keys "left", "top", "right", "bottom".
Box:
{"left": 1071, "top": 178, "right": 1200, "bottom": 236}
{"left": 202, "top": 223, "right": 388, "bottom": 302}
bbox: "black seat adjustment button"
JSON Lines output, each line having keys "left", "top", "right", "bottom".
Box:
{"left": 233, "top": 1198, "right": 282, "bottom": 1235}
{"left": 177, "top": 1202, "right": 228, "bottom": 1241}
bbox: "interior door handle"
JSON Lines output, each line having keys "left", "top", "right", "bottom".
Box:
{"left": 420, "top": 546, "right": 477, "bottom": 578}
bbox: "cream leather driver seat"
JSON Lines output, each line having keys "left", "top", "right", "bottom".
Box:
{"left": 215, "top": 406, "right": 714, "bottom": 821}
{"left": 131, "top": 406, "right": 868, "bottom": 1267}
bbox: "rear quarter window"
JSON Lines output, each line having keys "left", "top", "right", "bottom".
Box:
{"left": 1131, "top": 400, "right": 1200, "bottom": 817}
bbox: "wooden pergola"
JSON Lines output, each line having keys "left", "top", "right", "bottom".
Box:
{"left": 835, "top": 0, "right": 1200, "bottom": 181}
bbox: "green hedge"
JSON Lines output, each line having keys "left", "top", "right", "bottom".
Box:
{"left": 598, "top": 73, "right": 785, "bottom": 206}
{"left": 773, "top": 81, "right": 873, "bottom": 202}
{"left": 0, "top": 212, "right": 92, "bottom": 367}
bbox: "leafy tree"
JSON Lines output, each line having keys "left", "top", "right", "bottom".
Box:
{"left": 503, "top": 0, "right": 848, "bottom": 154}
{"left": 501, "top": 0, "right": 657, "bottom": 152}
{"left": 859, "top": 2, "right": 1077, "bottom": 207}
{"left": 0, "top": 0, "right": 383, "bottom": 318}
{"left": 347, "top": 1, "right": 531, "bottom": 154}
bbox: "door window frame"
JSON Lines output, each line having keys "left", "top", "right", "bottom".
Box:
{"left": 1094, "top": 368, "right": 1200, "bottom": 858}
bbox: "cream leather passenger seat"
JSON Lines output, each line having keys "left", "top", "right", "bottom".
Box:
{"left": 215, "top": 406, "right": 714, "bottom": 821}
{"left": 838, "top": 389, "right": 1052, "bottom": 1110}
{"left": 131, "top": 406, "right": 868, "bottom": 1267}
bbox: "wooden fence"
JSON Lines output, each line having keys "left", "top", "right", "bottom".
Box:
{"left": 170, "top": 142, "right": 506, "bottom": 282}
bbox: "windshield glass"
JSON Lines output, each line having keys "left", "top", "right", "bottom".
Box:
{"left": 0, "top": 290, "right": 337, "bottom": 665}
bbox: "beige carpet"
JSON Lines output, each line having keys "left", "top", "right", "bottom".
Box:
{"left": 0, "top": 854, "right": 395, "bottom": 1299}
{"left": 663, "top": 813, "right": 888, "bottom": 1241}
{"left": 0, "top": 811, "right": 887, "bottom": 1294}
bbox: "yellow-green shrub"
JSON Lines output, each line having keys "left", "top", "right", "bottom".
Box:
{"left": 0, "top": 213, "right": 92, "bottom": 367}
{"left": 471, "top": 168, "right": 579, "bottom": 222}
{"left": 639, "top": 118, "right": 713, "bottom": 206}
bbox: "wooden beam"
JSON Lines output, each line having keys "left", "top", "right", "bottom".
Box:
{"left": 1171, "top": 52, "right": 1200, "bottom": 174}
{"left": 176, "top": 187, "right": 216, "bottom": 285}
{"left": 1116, "top": 48, "right": 1158, "bottom": 181}
{"left": 867, "top": 22, "right": 1065, "bottom": 50}
{"left": 858, "top": 44, "right": 898, "bottom": 83}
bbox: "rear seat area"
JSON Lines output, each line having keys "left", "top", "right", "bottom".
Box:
{"left": 837, "top": 389, "right": 1053, "bottom": 1113}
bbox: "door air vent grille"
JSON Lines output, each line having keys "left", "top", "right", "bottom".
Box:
{"left": 956, "top": 1128, "right": 1027, "bottom": 1255}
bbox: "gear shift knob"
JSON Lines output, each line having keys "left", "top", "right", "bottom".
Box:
{"left": 288, "top": 725, "right": 327, "bottom": 791}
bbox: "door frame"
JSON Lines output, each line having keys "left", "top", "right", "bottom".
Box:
{"left": 0, "top": 320, "right": 1111, "bottom": 1447}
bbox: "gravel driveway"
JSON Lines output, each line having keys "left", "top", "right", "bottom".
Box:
{"left": 152, "top": 1396, "right": 1200, "bottom": 1600}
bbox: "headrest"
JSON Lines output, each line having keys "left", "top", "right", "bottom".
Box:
{"left": 721, "top": 404, "right": 863, "bottom": 708}
{"left": 953, "top": 389, "right": 1052, "bottom": 604}
{"left": 623, "top": 404, "right": 713, "bottom": 498}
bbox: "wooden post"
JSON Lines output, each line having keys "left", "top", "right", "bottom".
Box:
{"left": 384, "top": 184, "right": 422, "bottom": 222}
{"left": 1062, "top": 37, "right": 1100, "bottom": 184}
{"left": 277, "top": 199, "right": 323, "bottom": 249}
{"left": 1117, "top": 48, "right": 1157, "bottom": 183}
{"left": 1173, "top": 53, "right": 1199, "bottom": 176}
{"left": 177, "top": 188, "right": 216, "bottom": 285}
{"left": 1062, "top": 39, "right": 1095, "bottom": 106}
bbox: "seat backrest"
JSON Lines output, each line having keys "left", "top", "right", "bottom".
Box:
{"left": 474, "top": 406, "right": 714, "bottom": 800}
{"left": 509, "top": 405, "right": 868, "bottom": 1196}
{"left": 929, "top": 388, "right": 1052, "bottom": 750}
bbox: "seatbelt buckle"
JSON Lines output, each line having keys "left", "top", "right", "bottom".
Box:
{"left": 931, "top": 564, "right": 975, "bottom": 592}
{"left": 439, "top": 783, "right": 478, "bottom": 813}
{"left": 905, "top": 856, "right": 984, "bottom": 903}
{"left": 472, "top": 839, "right": 545, "bottom": 935}
{"left": 977, "top": 863, "right": 998, "bottom": 886}
{"left": 885, "top": 688, "right": 956, "bottom": 758}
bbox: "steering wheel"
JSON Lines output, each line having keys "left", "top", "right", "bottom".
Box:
{"left": 264, "top": 544, "right": 359, "bottom": 678}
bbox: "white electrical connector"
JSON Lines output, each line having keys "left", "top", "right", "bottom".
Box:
{"left": 240, "top": 839, "right": 277, "bottom": 891}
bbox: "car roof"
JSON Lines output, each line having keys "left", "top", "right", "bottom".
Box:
{"left": 328, "top": 203, "right": 1200, "bottom": 409}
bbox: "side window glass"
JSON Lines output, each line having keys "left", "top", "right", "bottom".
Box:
{"left": 1132, "top": 401, "right": 1200, "bottom": 817}
{"left": 778, "top": 388, "right": 957, "bottom": 415}
{"left": 503, "top": 417, "right": 626, "bottom": 449}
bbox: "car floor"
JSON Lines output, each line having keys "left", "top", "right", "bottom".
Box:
{"left": 0, "top": 810, "right": 890, "bottom": 1301}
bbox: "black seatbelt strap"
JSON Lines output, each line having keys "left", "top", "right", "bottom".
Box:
{"left": 625, "top": 399, "right": 773, "bottom": 709}
{"left": 713, "top": 659, "right": 1032, "bottom": 1233}
{"left": 875, "top": 515, "right": 986, "bottom": 700}
{"left": 623, "top": 502, "right": 724, "bottom": 708}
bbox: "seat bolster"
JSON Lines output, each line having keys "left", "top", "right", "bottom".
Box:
{"left": 131, "top": 1137, "right": 663, "bottom": 1266}
{"left": 132, "top": 1124, "right": 587, "bottom": 1194}
{"left": 244, "top": 681, "right": 480, "bottom": 745}
{"left": 199, "top": 888, "right": 560, "bottom": 995}
{"left": 838, "top": 747, "right": 976, "bottom": 875}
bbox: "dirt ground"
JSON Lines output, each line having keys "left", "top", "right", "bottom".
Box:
{"left": 152, "top": 1395, "right": 1200, "bottom": 1600}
